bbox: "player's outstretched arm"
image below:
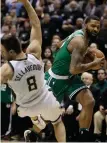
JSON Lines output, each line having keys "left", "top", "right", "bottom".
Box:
{"left": 68, "top": 37, "right": 105, "bottom": 75}
{"left": 14, "top": 0, "right": 42, "bottom": 59}
{"left": 22, "top": 0, "right": 42, "bottom": 43}
{"left": 0, "top": 63, "right": 13, "bottom": 84}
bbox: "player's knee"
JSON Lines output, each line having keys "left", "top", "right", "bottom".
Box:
{"left": 81, "top": 89, "right": 95, "bottom": 108}
{"left": 85, "top": 91, "right": 95, "bottom": 108}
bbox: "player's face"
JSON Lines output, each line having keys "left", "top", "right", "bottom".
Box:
{"left": 86, "top": 20, "right": 100, "bottom": 38}
{"left": 1, "top": 44, "right": 10, "bottom": 61}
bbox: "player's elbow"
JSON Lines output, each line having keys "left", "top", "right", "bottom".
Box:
{"left": 70, "top": 66, "right": 83, "bottom": 75}
{"left": 69, "top": 67, "right": 78, "bottom": 75}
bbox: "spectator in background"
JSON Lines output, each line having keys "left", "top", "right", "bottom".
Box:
{"left": 41, "top": 13, "right": 56, "bottom": 50}
{"left": 1, "top": 1, "right": 8, "bottom": 17}
{"left": 10, "top": 25, "right": 18, "bottom": 36}
{"left": 35, "top": 0, "right": 45, "bottom": 7}
{"left": 97, "top": 16, "right": 107, "bottom": 56}
{"left": 94, "top": 0, "right": 107, "bottom": 18}
{"left": 48, "top": 0, "right": 62, "bottom": 16}
{"left": 9, "top": 8, "right": 17, "bottom": 25}
{"left": 52, "top": 34, "right": 61, "bottom": 41}
{"left": 1, "top": 56, "right": 15, "bottom": 140}
{"left": 51, "top": 35, "right": 61, "bottom": 50}
{"left": 95, "top": 69, "right": 107, "bottom": 96}
{"left": 93, "top": 69, "right": 107, "bottom": 110}
{"left": 81, "top": 72, "right": 93, "bottom": 88}
{"left": 84, "top": 0, "right": 96, "bottom": 16}
{"left": 101, "top": 6, "right": 107, "bottom": 22}
{"left": 17, "top": 5, "right": 28, "bottom": 24}
{"left": 43, "top": 47, "right": 53, "bottom": 62}
{"left": 44, "top": 0, "right": 54, "bottom": 15}
{"left": 64, "top": 0, "right": 83, "bottom": 25}
{"left": 51, "top": 35, "right": 61, "bottom": 59}
{"left": 93, "top": 69, "right": 107, "bottom": 141}
{"left": 50, "top": 0, "right": 63, "bottom": 37}
{"left": 35, "top": 6, "right": 44, "bottom": 20}
{"left": 74, "top": 17, "right": 84, "bottom": 30}
{"left": 1, "top": 83, "right": 15, "bottom": 140}
{"left": 1, "top": 25, "right": 10, "bottom": 35}
{"left": 94, "top": 88, "right": 107, "bottom": 142}
{"left": 62, "top": 19, "right": 74, "bottom": 38}
{"left": 44, "top": 59, "right": 52, "bottom": 72}
{"left": 5, "top": 0, "right": 23, "bottom": 17}
{"left": 3, "top": 15, "right": 13, "bottom": 27}
{"left": 19, "top": 32, "right": 30, "bottom": 52}
{"left": 97, "top": 16, "right": 107, "bottom": 69}
{"left": 19, "top": 20, "right": 31, "bottom": 34}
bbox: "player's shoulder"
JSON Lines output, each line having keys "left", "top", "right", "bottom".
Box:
{"left": 1, "top": 62, "right": 14, "bottom": 80}
{"left": 72, "top": 35, "right": 84, "bottom": 43}
{"left": 68, "top": 35, "right": 85, "bottom": 53}
{"left": 69, "top": 36, "right": 84, "bottom": 49}
{"left": 28, "top": 53, "right": 42, "bottom": 62}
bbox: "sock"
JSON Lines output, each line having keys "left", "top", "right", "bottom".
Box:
{"left": 79, "top": 128, "right": 92, "bottom": 142}
{"left": 29, "top": 128, "right": 42, "bottom": 141}
{"left": 79, "top": 128, "right": 89, "bottom": 132}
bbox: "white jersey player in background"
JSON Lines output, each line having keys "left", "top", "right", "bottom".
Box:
{"left": 0, "top": 0, "right": 66, "bottom": 142}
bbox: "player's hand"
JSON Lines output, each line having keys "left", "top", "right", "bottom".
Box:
{"left": 65, "top": 105, "right": 74, "bottom": 115}
{"left": 92, "top": 54, "right": 105, "bottom": 70}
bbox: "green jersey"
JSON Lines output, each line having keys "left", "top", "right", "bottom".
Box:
{"left": 52, "top": 30, "right": 84, "bottom": 76}
{"left": 1, "top": 84, "right": 13, "bottom": 103}
{"left": 45, "top": 30, "right": 87, "bottom": 103}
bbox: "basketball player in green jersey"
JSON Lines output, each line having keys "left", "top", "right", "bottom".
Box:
{"left": 45, "top": 16, "right": 105, "bottom": 141}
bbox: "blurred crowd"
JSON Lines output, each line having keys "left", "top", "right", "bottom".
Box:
{"left": 1, "top": 0, "right": 107, "bottom": 142}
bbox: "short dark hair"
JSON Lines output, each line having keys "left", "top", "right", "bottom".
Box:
{"left": 85, "top": 15, "right": 100, "bottom": 24}
{"left": 97, "top": 68, "right": 106, "bottom": 75}
{"left": 1, "top": 34, "right": 22, "bottom": 54}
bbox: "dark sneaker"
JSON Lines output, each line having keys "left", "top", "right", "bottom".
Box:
{"left": 24, "top": 130, "right": 31, "bottom": 142}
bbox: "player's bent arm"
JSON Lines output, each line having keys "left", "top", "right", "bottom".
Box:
{"left": 68, "top": 38, "right": 98, "bottom": 75}
{"left": 0, "top": 63, "right": 14, "bottom": 84}
{"left": 23, "top": 0, "right": 42, "bottom": 45}
{"left": 26, "top": 40, "right": 41, "bottom": 60}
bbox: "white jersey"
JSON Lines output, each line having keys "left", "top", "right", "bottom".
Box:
{"left": 8, "top": 54, "right": 48, "bottom": 107}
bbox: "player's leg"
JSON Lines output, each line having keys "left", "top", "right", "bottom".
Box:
{"left": 31, "top": 110, "right": 66, "bottom": 142}
{"left": 38, "top": 90, "right": 66, "bottom": 142}
{"left": 76, "top": 89, "right": 95, "bottom": 129}
{"left": 76, "top": 89, "right": 95, "bottom": 141}
{"left": 19, "top": 90, "right": 66, "bottom": 142}
{"left": 24, "top": 116, "right": 46, "bottom": 142}
{"left": 68, "top": 76, "right": 95, "bottom": 130}
{"left": 67, "top": 75, "right": 95, "bottom": 141}
{"left": 52, "top": 119, "right": 66, "bottom": 142}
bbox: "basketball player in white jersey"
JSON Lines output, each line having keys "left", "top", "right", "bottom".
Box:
{"left": 0, "top": 0, "right": 66, "bottom": 142}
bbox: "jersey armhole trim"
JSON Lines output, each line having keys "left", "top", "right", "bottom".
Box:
{"left": 8, "top": 61, "right": 14, "bottom": 74}
{"left": 30, "top": 53, "right": 41, "bottom": 61}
